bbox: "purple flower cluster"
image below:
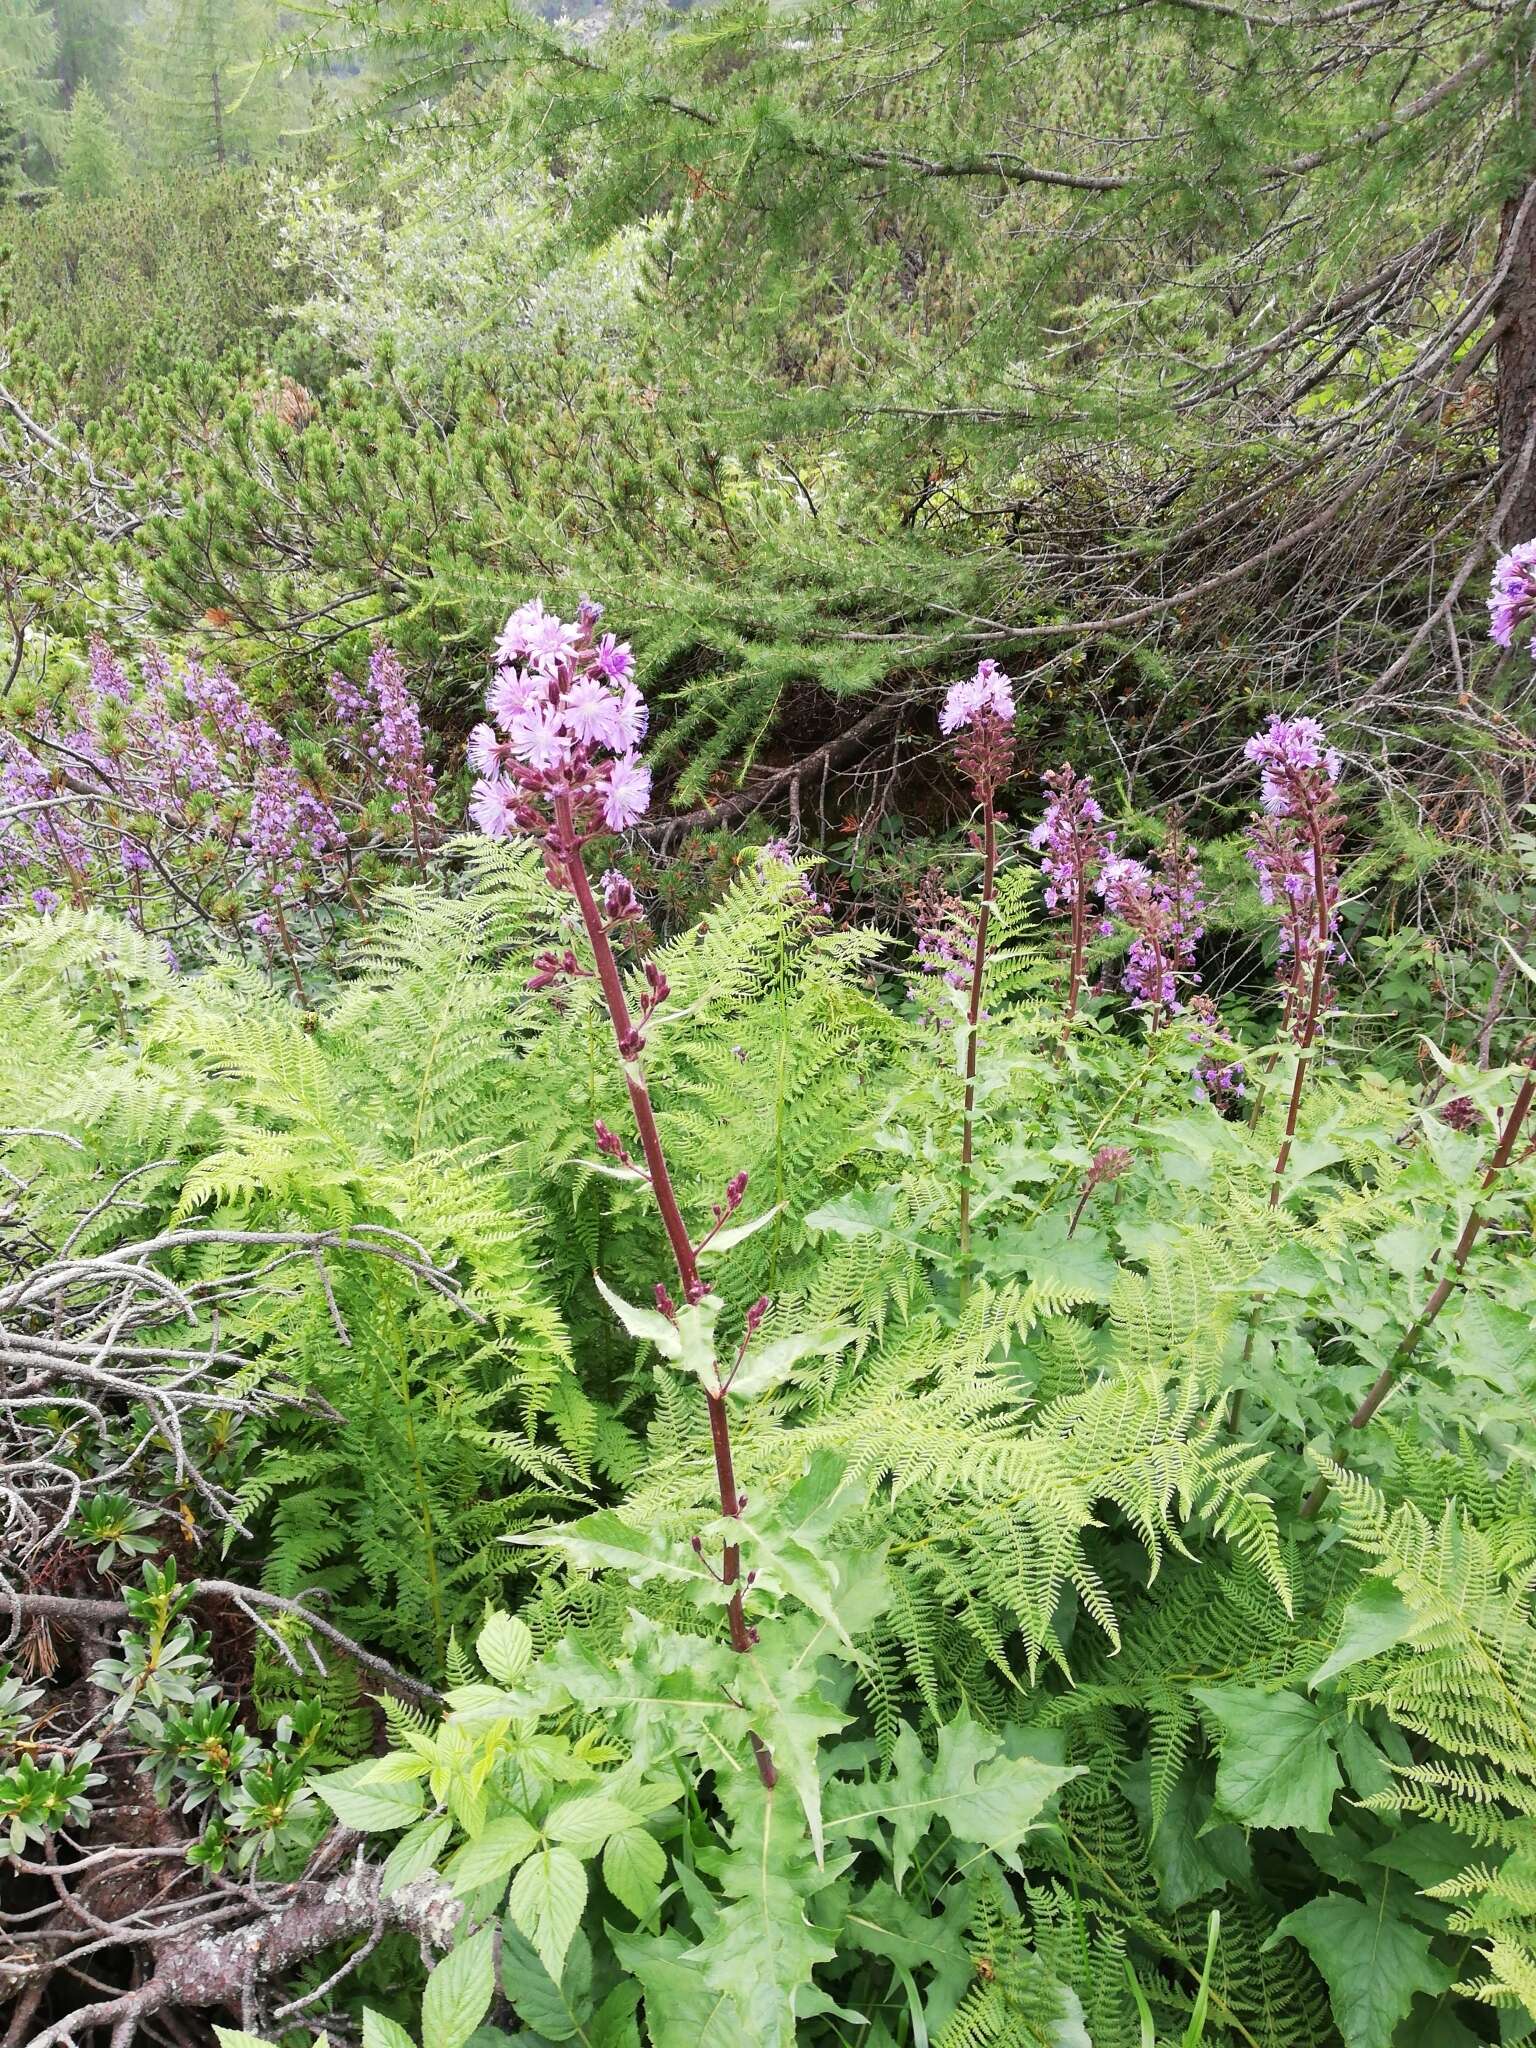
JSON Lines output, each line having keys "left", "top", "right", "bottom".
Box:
{"left": 1030, "top": 764, "right": 1110, "bottom": 912}
{"left": 0, "top": 636, "right": 437, "bottom": 988}
{"left": 1096, "top": 823, "right": 1205, "bottom": 1018}
{"left": 942, "top": 661, "right": 1016, "bottom": 804}
{"left": 1242, "top": 716, "right": 1341, "bottom": 818}
{"left": 940, "top": 660, "right": 1015, "bottom": 734}
{"left": 1489, "top": 541, "right": 1536, "bottom": 652}
{"left": 907, "top": 867, "right": 977, "bottom": 1016}
{"left": 1195, "top": 1061, "right": 1247, "bottom": 1114}
{"left": 468, "top": 599, "right": 650, "bottom": 850}
{"left": 1243, "top": 716, "right": 1343, "bottom": 1036}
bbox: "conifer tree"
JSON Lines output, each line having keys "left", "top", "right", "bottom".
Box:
{"left": 119, "top": 0, "right": 294, "bottom": 169}
{"left": 56, "top": 75, "right": 118, "bottom": 200}
{"left": 0, "top": 0, "right": 57, "bottom": 195}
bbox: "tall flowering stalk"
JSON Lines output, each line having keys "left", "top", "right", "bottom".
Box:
{"left": 1243, "top": 717, "right": 1343, "bottom": 1206}
{"left": 1299, "top": 563, "right": 1536, "bottom": 1512}
{"left": 468, "top": 597, "right": 776, "bottom": 1787}
{"left": 1030, "top": 762, "right": 1111, "bottom": 1028}
{"left": 940, "top": 661, "right": 1016, "bottom": 1290}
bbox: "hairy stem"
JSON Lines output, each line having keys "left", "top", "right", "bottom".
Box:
{"left": 958, "top": 794, "right": 997, "bottom": 1298}
{"left": 1268, "top": 813, "right": 1331, "bottom": 1207}
{"left": 558, "top": 802, "right": 775, "bottom": 1787}
{"left": 1300, "top": 1062, "right": 1536, "bottom": 1519}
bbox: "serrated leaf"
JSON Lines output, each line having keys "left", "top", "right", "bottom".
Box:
{"left": 476, "top": 1610, "right": 533, "bottom": 1686}
{"left": 1274, "top": 1890, "right": 1450, "bottom": 2048}
{"left": 444, "top": 1813, "right": 540, "bottom": 1896}
{"left": 421, "top": 1926, "right": 495, "bottom": 2048}
{"left": 363, "top": 2012, "right": 418, "bottom": 2048}
{"left": 213, "top": 2033, "right": 282, "bottom": 2048}
{"left": 312, "top": 1759, "right": 425, "bottom": 1832}
{"left": 505, "top": 1509, "right": 713, "bottom": 1586}
{"left": 381, "top": 1814, "right": 453, "bottom": 1898}
{"left": 603, "top": 1825, "right": 666, "bottom": 1918}
{"left": 507, "top": 1844, "right": 588, "bottom": 1983}
{"left": 1192, "top": 1687, "right": 1341, "bottom": 1832}
{"left": 499, "top": 1923, "right": 594, "bottom": 2043}
{"left": 546, "top": 1790, "right": 636, "bottom": 1853}
{"left": 1311, "top": 1579, "right": 1416, "bottom": 1689}
{"left": 804, "top": 1187, "right": 896, "bottom": 1237}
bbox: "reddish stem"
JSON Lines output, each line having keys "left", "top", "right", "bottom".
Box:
{"left": 1300, "top": 1061, "right": 1536, "bottom": 1519}
{"left": 958, "top": 796, "right": 997, "bottom": 1296}
{"left": 1268, "top": 813, "right": 1332, "bottom": 1208}
{"left": 557, "top": 801, "right": 775, "bottom": 1787}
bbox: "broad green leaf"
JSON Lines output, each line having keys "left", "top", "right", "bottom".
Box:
{"left": 312, "top": 1759, "right": 426, "bottom": 1833}
{"left": 603, "top": 1825, "right": 666, "bottom": 1918}
{"left": 380, "top": 1814, "right": 453, "bottom": 1898}
{"left": 1274, "top": 1890, "right": 1450, "bottom": 2048}
{"left": 505, "top": 1509, "right": 712, "bottom": 1587}
{"left": 214, "top": 2033, "right": 282, "bottom": 2048}
{"left": 443, "top": 1813, "right": 540, "bottom": 1896}
{"left": 421, "top": 1926, "right": 496, "bottom": 2048}
{"left": 804, "top": 1187, "right": 896, "bottom": 1237}
{"left": 1311, "top": 1580, "right": 1416, "bottom": 1689}
{"left": 363, "top": 2013, "right": 418, "bottom": 2048}
{"left": 545, "top": 1790, "right": 637, "bottom": 1853}
{"left": 476, "top": 1610, "right": 533, "bottom": 1686}
{"left": 500, "top": 1923, "right": 594, "bottom": 2043}
{"left": 697, "top": 1204, "right": 783, "bottom": 1255}
{"left": 593, "top": 1273, "right": 681, "bottom": 1356}
{"left": 609, "top": 1928, "right": 747, "bottom": 2046}
{"left": 507, "top": 1843, "right": 588, "bottom": 1983}
{"left": 1192, "top": 1687, "right": 1341, "bottom": 1832}
{"left": 728, "top": 1325, "right": 854, "bottom": 1400}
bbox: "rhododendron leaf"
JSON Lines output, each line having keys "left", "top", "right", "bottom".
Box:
{"left": 592, "top": 1274, "right": 681, "bottom": 1357}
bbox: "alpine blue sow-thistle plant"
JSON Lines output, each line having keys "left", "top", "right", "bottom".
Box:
{"left": 469, "top": 596, "right": 788, "bottom": 1785}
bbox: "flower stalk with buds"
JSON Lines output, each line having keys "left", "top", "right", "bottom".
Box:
{"left": 469, "top": 598, "right": 778, "bottom": 1785}
{"left": 940, "top": 662, "right": 1016, "bottom": 1292}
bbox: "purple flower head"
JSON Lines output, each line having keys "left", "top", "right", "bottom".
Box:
{"left": 88, "top": 637, "right": 133, "bottom": 705}
{"left": 31, "top": 885, "right": 60, "bottom": 916}
{"left": 1242, "top": 716, "right": 1341, "bottom": 818}
{"left": 365, "top": 642, "right": 436, "bottom": 838}
{"left": 1244, "top": 718, "right": 1344, "bottom": 1036}
{"left": 1439, "top": 1094, "right": 1480, "bottom": 1133}
{"left": 469, "top": 601, "right": 653, "bottom": 859}
{"left": 1030, "top": 764, "right": 1111, "bottom": 913}
{"left": 940, "top": 660, "right": 1016, "bottom": 735}
{"left": 1096, "top": 823, "right": 1205, "bottom": 1017}
{"left": 1195, "top": 1061, "right": 1247, "bottom": 1115}
{"left": 1084, "top": 1144, "right": 1133, "bottom": 1190}
{"left": 601, "top": 755, "right": 652, "bottom": 832}
{"left": 1489, "top": 541, "right": 1536, "bottom": 652}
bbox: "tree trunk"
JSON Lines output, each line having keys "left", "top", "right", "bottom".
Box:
{"left": 1498, "top": 180, "right": 1536, "bottom": 539}
{"left": 210, "top": 63, "right": 226, "bottom": 168}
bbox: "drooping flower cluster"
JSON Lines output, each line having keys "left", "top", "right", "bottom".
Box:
{"left": 1488, "top": 540, "right": 1536, "bottom": 653}
{"left": 1097, "top": 825, "right": 1205, "bottom": 1019}
{"left": 941, "top": 660, "right": 1016, "bottom": 802}
{"left": 1243, "top": 717, "right": 1343, "bottom": 1034}
{"left": 468, "top": 598, "right": 650, "bottom": 856}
